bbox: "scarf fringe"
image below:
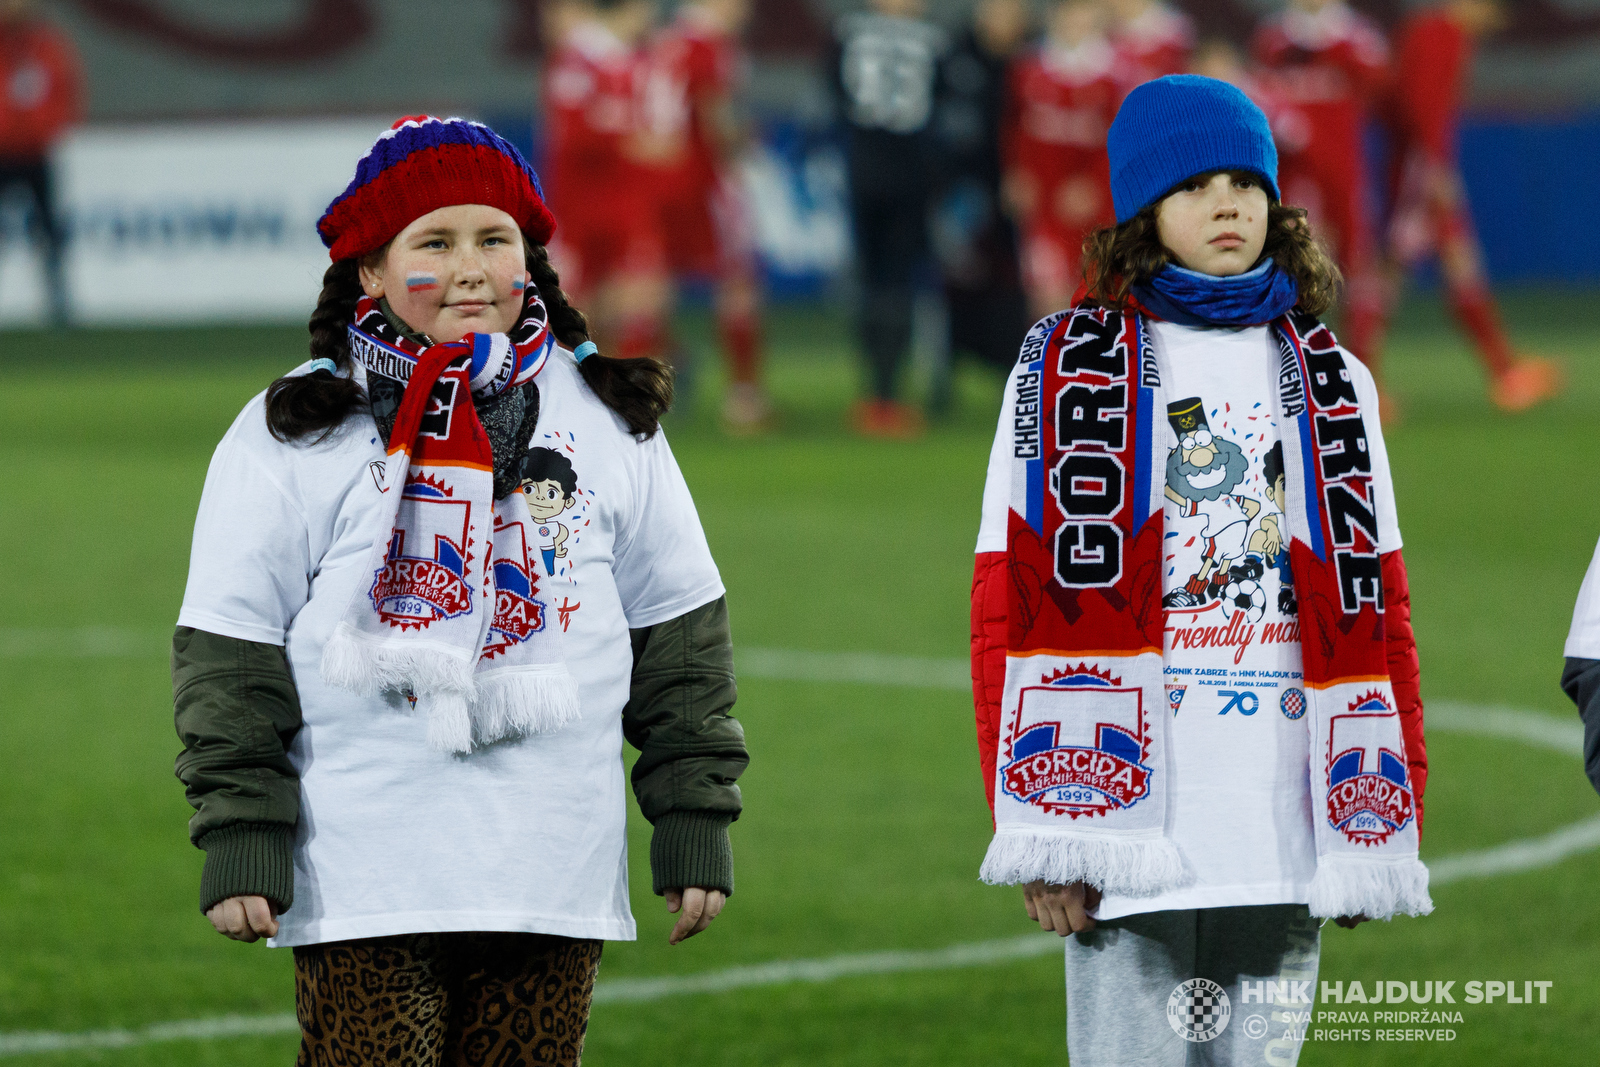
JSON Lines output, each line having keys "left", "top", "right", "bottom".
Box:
{"left": 424, "top": 690, "right": 476, "bottom": 754}
{"left": 473, "top": 666, "right": 584, "bottom": 741}
{"left": 321, "top": 623, "right": 478, "bottom": 696}
{"left": 1307, "top": 855, "right": 1434, "bottom": 921}
{"left": 323, "top": 625, "right": 583, "bottom": 754}
{"left": 979, "top": 829, "right": 1188, "bottom": 897}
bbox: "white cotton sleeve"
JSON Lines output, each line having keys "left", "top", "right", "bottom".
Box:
{"left": 1565, "top": 536, "right": 1600, "bottom": 658}
{"left": 976, "top": 364, "right": 1022, "bottom": 554}
{"left": 176, "top": 403, "right": 313, "bottom": 646}
{"left": 611, "top": 430, "right": 725, "bottom": 629}
{"left": 1346, "top": 350, "right": 1402, "bottom": 553}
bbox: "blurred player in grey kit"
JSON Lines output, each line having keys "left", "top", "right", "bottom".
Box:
{"left": 829, "top": 0, "right": 946, "bottom": 437}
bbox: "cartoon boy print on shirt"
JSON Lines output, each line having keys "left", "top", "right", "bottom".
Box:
{"left": 518, "top": 447, "right": 579, "bottom": 577}
{"left": 1162, "top": 396, "right": 1262, "bottom": 612}
{"left": 1247, "top": 441, "right": 1298, "bottom": 617}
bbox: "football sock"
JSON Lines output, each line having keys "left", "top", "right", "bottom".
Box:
{"left": 1448, "top": 283, "right": 1515, "bottom": 378}
{"left": 719, "top": 309, "right": 762, "bottom": 385}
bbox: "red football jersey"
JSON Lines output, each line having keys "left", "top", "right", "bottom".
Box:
{"left": 0, "top": 19, "right": 82, "bottom": 159}
{"left": 1386, "top": 11, "right": 1471, "bottom": 164}
{"left": 542, "top": 20, "right": 651, "bottom": 229}
{"left": 1003, "top": 40, "right": 1123, "bottom": 233}
{"left": 640, "top": 7, "right": 743, "bottom": 196}
{"left": 1252, "top": 3, "right": 1389, "bottom": 165}
{"left": 1110, "top": 3, "right": 1195, "bottom": 83}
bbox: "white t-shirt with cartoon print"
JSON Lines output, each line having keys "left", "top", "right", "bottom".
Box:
{"left": 976, "top": 319, "right": 1401, "bottom": 920}
{"left": 177, "top": 349, "right": 724, "bottom": 946}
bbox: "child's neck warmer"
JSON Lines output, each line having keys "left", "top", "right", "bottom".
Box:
{"left": 321, "top": 290, "right": 581, "bottom": 753}
{"left": 1132, "top": 259, "right": 1300, "bottom": 328}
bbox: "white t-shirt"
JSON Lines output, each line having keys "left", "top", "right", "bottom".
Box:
{"left": 1564, "top": 536, "right": 1600, "bottom": 659}
{"left": 178, "top": 350, "right": 724, "bottom": 946}
{"left": 977, "top": 319, "right": 1401, "bottom": 919}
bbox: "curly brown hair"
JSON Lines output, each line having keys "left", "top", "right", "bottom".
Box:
{"left": 1080, "top": 198, "right": 1342, "bottom": 318}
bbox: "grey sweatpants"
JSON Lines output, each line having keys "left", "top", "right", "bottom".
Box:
{"left": 1065, "top": 905, "right": 1320, "bottom": 1067}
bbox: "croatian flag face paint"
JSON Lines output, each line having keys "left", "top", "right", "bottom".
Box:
{"left": 406, "top": 272, "right": 440, "bottom": 294}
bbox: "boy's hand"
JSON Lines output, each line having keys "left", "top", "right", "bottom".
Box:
{"left": 1024, "top": 880, "right": 1101, "bottom": 936}
{"left": 206, "top": 895, "right": 278, "bottom": 942}
{"left": 665, "top": 887, "right": 725, "bottom": 945}
{"left": 1332, "top": 914, "right": 1369, "bottom": 929}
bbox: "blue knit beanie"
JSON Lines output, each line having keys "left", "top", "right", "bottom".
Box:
{"left": 1106, "top": 75, "right": 1279, "bottom": 224}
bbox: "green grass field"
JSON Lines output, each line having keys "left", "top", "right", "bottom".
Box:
{"left": 2, "top": 293, "right": 1598, "bottom": 1064}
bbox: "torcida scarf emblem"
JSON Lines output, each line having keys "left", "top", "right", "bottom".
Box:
{"left": 980, "top": 304, "right": 1432, "bottom": 920}
{"left": 322, "top": 291, "right": 582, "bottom": 753}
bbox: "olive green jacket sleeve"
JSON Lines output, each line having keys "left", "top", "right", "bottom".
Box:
{"left": 1560, "top": 657, "right": 1600, "bottom": 796}
{"left": 624, "top": 595, "right": 748, "bottom": 897}
{"left": 172, "top": 626, "right": 303, "bottom": 915}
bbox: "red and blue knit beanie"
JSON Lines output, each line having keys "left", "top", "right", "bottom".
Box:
{"left": 318, "top": 115, "right": 557, "bottom": 261}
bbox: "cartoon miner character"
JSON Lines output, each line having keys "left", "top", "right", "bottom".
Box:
{"left": 1247, "top": 440, "right": 1297, "bottom": 616}
{"left": 519, "top": 447, "right": 579, "bottom": 576}
{"left": 1162, "top": 397, "right": 1261, "bottom": 610}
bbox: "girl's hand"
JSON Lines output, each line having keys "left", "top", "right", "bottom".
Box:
{"left": 206, "top": 895, "right": 278, "bottom": 942}
{"left": 1332, "top": 914, "right": 1369, "bottom": 929}
{"left": 664, "top": 887, "right": 725, "bottom": 945}
{"left": 1023, "top": 880, "right": 1101, "bottom": 937}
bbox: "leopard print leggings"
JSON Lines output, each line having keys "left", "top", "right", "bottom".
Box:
{"left": 293, "top": 931, "right": 603, "bottom": 1067}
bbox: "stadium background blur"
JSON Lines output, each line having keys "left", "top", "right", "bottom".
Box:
{"left": 2, "top": 1, "right": 1599, "bottom": 1064}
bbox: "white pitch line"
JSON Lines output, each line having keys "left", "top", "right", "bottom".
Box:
{"left": 1430, "top": 812, "right": 1600, "bottom": 886}
{"left": 590, "top": 933, "right": 1056, "bottom": 1004}
{"left": 0, "top": 1014, "right": 300, "bottom": 1056}
{"left": 2, "top": 643, "right": 1596, "bottom": 1056}
{"left": 0, "top": 938, "right": 1059, "bottom": 1058}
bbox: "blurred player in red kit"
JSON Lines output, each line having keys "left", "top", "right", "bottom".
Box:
{"left": 1253, "top": 0, "right": 1390, "bottom": 405}
{"left": 1189, "top": 37, "right": 1313, "bottom": 171}
{"left": 1380, "top": 0, "right": 1562, "bottom": 411}
{"left": 1105, "top": 0, "right": 1193, "bottom": 81}
{"left": 642, "top": 0, "right": 772, "bottom": 432}
{"left": 1002, "top": 0, "right": 1122, "bottom": 316}
{"left": 0, "top": 0, "right": 82, "bottom": 325}
{"left": 543, "top": 0, "right": 671, "bottom": 361}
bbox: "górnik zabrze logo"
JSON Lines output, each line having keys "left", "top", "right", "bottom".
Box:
{"left": 1326, "top": 690, "right": 1415, "bottom": 845}
{"left": 998, "top": 665, "right": 1154, "bottom": 818}
{"left": 370, "top": 475, "right": 475, "bottom": 630}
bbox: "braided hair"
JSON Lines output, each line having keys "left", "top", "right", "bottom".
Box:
{"left": 264, "top": 240, "right": 673, "bottom": 441}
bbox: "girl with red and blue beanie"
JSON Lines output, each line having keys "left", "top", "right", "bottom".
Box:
{"left": 970, "top": 76, "right": 1429, "bottom": 1064}
{"left": 173, "top": 116, "right": 747, "bottom": 1066}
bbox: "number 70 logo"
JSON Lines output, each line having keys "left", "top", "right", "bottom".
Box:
{"left": 1218, "top": 690, "right": 1259, "bottom": 716}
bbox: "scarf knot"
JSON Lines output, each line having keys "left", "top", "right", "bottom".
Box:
{"left": 1133, "top": 260, "right": 1299, "bottom": 328}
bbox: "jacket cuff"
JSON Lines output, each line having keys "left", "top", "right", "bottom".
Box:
{"left": 650, "top": 811, "right": 734, "bottom": 898}
{"left": 198, "top": 823, "right": 295, "bottom": 915}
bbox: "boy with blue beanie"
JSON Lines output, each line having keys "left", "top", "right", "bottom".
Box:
{"left": 970, "top": 75, "right": 1429, "bottom": 1065}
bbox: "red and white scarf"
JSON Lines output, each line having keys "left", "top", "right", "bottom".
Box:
{"left": 981, "top": 304, "right": 1432, "bottom": 920}
{"left": 322, "top": 292, "right": 580, "bottom": 753}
